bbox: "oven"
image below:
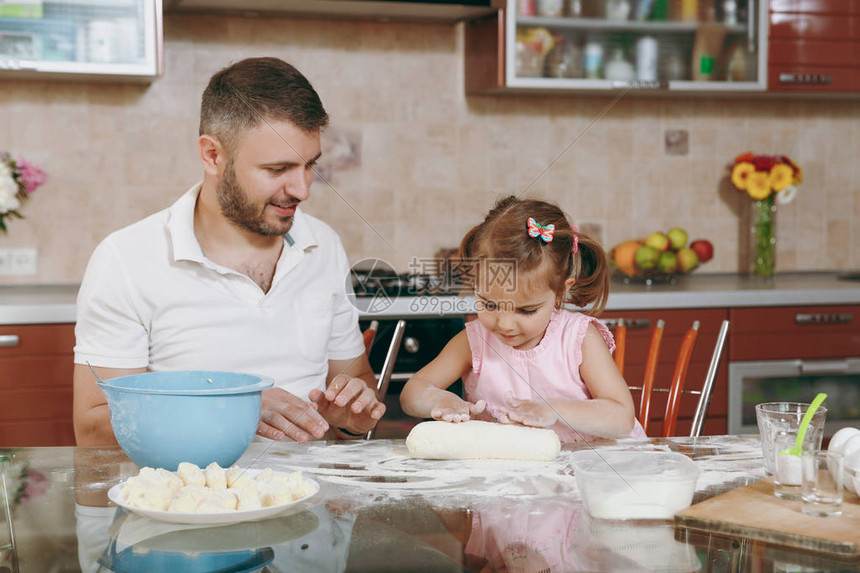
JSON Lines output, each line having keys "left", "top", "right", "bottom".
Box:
{"left": 728, "top": 358, "right": 860, "bottom": 437}
{"left": 359, "top": 316, "right": 466, "bottom": 438}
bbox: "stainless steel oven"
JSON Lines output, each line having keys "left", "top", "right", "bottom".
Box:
{"left": 728, "top": 358, "right": 860, "bottom": 437}
{"left": 359, "top": 316, "right": 467, "bottom": 438}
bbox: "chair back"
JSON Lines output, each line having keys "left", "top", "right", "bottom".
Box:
{"left": 689, "top": 320, "right": 730, "bottom": 438}
{"left": 365, "top": 319, "right": 406, "bottom": 439}
{"left": 362, "top": 320, "right": 379, "bottom": 354}
{"left": 624, "top": 318, "right": 729, "bottom": 437}
{"left": 613, "top": 318, "right": 627, "bottom": 376}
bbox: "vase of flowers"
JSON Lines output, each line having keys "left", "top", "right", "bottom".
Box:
{"left": 0, "top": 153, "right": 47, "bottom": 233}
{"left": 730, "top": 153, "right": 802, "bottom": 278}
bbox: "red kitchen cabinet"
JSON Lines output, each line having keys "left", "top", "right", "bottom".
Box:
{"left": 0, "top": 324, "right": 76, "bottom": 447}
{"left": 601, "top": 308, "right": 730, "bottom": 437}
{"left": 768, "top": 0, "right": 860, "bottom": 93}
{"left": 729, "top": 305, "right": 860, "bottom": 361}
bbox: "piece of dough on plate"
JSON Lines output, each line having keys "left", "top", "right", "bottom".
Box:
{"left": 406, "top": 420, "right": 561, "bottom": 461}
{"left": 177, "top": 462, "right": 206, "bottom": 487}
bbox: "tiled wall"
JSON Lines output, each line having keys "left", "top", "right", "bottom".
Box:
{"left": 1, "top": 13, "right": 858, "bottom": 284}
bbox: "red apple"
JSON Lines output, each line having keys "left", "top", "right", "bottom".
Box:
{"left": 690, "top": 239, "right": 714, "bottom": 263}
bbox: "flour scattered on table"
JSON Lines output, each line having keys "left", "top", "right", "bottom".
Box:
{"left": 239, "top": 437, "right": 765, "bottom": 509}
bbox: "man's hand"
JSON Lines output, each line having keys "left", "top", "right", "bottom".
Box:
{"left": 309, "top": 374, "right": 385, "bottom": 435}
{"left": 259, "top": 387, "right": 330, "bottom": 442}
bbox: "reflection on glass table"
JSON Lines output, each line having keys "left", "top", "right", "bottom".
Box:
{"left": 2, "top": 436, "right": 859, "bottom": 572}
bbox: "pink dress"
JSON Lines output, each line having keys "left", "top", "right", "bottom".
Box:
{"left": 463, "top": 309, "right": 646, "bottom": 444}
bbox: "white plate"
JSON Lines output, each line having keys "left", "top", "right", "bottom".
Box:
{"left": 107, "top": 472, "right": 320, "bottom": 525}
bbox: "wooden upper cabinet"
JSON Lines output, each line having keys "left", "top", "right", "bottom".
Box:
{"left": 769, "top": 0, "right": 860, "bottom": 13}
{"left": 465, "top": 8, "right": 506, "bottom": 94}
{"left": 0, "top": 323, "right": 76, "bottom": 447}
{"left": 768, "top": 0, "right": 860, "bottom": 92}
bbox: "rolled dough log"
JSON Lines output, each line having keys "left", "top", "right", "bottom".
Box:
{"left": 406, "top": 420, "right": 561, "bottom": 461}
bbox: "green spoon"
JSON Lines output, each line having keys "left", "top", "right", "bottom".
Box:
{"left": 780, "top": 392, "right": 827, "bottom": 457}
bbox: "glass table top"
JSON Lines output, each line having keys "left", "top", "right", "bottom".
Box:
{"left": 1, "top": 435, "right": 858, "bottom": 572}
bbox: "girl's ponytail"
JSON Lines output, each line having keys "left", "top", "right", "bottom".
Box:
{"left": 566, "top": 232, "right": 610, "bottom": 316}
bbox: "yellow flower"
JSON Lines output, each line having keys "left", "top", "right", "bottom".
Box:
{"left": 746, "top": 171, "right": 771, "bottom": 200}
{"left": 769, "top": 164, "right": 793, "bottom": 192}
{"left": 731, "top": 162, "right": 755, "bottom": 190}
{"left": 794, "top": 168, "right": 803, "bottom": 184}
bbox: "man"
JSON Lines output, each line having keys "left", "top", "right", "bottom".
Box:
{"left": 73, "top": 57, "right": 384, "bottom": 446}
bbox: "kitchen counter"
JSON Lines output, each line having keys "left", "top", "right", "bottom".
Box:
{"left": 2, "top": 271, "right": 860, "bottom": 324}
{"left": 3, "top": 435, "right": 858, "bottom": 572}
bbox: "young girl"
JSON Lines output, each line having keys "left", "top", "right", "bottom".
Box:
{"left": 400, "top": 196, "right": 646, "bottom": 443}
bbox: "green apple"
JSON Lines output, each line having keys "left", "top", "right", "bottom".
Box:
{"left": 645, "top": 231, "right": 670, "bottom": 252}
{"left": 658, "top": 251, "right": 678, "bottom": 274}
{"left": 634, "top": 245, "right": 660, "bottom": 271}
{"left": 677, "top": 247, "right": 700, "bottom": 273}
{"left": 667, "top": 227, "right": 688, "bottom": 251}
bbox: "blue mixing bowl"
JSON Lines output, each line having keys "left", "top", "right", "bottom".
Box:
{"left": 97, "top": 371, "right": 273, "bottom": 471}
{"left": 100, "top": 540, "right": 274, "bottom": 573}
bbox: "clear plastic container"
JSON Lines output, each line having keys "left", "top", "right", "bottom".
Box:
{"left": 570, "top": 450, "right": 701, "bottom": 520}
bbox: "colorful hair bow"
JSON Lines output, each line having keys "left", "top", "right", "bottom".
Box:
{"left": 527, "top": 217, "right": 555, "bottom": 243}
{"left": 571, "top": 224, "right": 579, "bottom": 254}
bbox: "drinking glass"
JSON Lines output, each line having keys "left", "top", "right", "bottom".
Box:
{"left": 755, "top": 402, "right": 827, "bottom": 475}
{"left": 801, "top": 451, "right": 843, "bottom": 517}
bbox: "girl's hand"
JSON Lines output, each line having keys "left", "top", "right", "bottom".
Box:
{"left": 500, "top": 391, "right": 558, "bottom": 428}
{"left": 430, "top": 396, "right": 486, "bottom": 423}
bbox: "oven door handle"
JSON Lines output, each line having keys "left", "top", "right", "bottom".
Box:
{"left": 799, "top": 359, "right": 850, "bottom": 375}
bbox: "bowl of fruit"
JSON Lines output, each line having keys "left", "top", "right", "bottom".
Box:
{"left": 610, "top": 227, "right": 713, "bottom": 285}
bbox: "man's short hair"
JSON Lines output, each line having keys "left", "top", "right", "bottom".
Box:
{"left": 199, "top": 57, "right": 329, "bottom": 155}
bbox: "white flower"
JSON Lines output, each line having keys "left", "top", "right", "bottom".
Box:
{"left": 775, "top": 185, "right": 798, "bottom": 205}
{"left": 0, "top": 170, "right": 20, "bottom": 214}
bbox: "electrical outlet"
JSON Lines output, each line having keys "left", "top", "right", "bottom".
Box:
{"left": 9, "top": 248, "right": 37, "bottom": 275}
{"left": 0, "top": 249, "right": 9, "bottom": 275}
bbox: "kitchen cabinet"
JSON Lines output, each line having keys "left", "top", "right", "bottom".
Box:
{"left": 0, "top": 0, "right": 162, "bottom": 81}
{"left": 0, "top": 323, "right": 76, "bottom": 446}
{"left": 164, "top": 0, "right": 500, "bottom": 24}
{"left": 727, "top": 304, "right": 860, "bottom": 436}
{"left": 601, "top": 307, "right": 730, "bottom": 436}
{"left": 767, "top": 0, "right": 860, "bottom": 93}
{"left": 729, "top": 304, "right": 860, "bottom": 361}
{"left": 465, "top": 0, "right": 767, "bottom": 94}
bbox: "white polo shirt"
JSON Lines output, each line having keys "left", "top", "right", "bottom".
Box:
{"left": 74, "top": 183, "right": 365, "bottom": 400}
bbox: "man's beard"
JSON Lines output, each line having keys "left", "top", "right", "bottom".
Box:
{"left": 216, "top": 160, "right": 295, "bottom": 237}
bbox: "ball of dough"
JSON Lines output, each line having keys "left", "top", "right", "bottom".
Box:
{"left": 124, "top": 483, "right": 171, "bottom": 511}
{"left": 406, "top": 420, "right": 561, "bottom": 461}
{"left": 177, "top": 462, "right": 206, "bottom": 487}
{"left": 255, "top": 468, "right": 273, "bottom": 484}
{"left": 168, "top": 490, "right": 198, "bottom": 513}
{"left": 205, "top": 462, "right": 227, "bottom": 491}
{"left": 235, "top": 482, "right": 262, "bottom": 511}
{"left": 226, "top": 465, "right": 253, "bottom": 490}
{"left": 156, "top": 468, "right": 184, "bottom": 496}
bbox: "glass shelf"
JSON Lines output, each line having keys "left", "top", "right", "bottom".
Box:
{"left": 507, "top": 0, "right": 766, "bottom": 92}
{"left": 0, "top": 0, "right": 161, "bottom": 81}
{"left": 517, "top": 15, "right": 747, "bottom": 34}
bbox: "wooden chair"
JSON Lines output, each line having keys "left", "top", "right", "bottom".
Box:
{"left": 362, "top": 320, "right": 379, "bottom": 354}
{"left": 621, "top": 319, "right": 730, "bottom": 438}
{"left": 365, "top": 319, "right": 406, "bottom": 439}
{"left": 613, "top": 318, "right": 627, "bottom": 376}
